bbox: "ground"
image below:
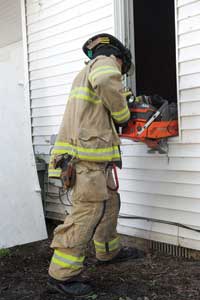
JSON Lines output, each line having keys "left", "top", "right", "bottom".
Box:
{"left": 1, "top": 222, "right": 200, "bottom": 300}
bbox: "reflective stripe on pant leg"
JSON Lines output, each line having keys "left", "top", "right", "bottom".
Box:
{"left": 94, "top": 237, "right": 120, "bottom": 253}
{"left": 51, "top": 250, "right": 85, "bottom": 270}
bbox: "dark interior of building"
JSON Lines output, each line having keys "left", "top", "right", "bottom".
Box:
{"left": 133, "top": 0, "right": 177, "bottom": 102}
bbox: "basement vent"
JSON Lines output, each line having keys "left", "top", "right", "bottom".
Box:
{"left": 150, "top": 241, "right": 190, "bottom": 259}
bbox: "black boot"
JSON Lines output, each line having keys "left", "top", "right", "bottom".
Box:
{"left": 97, "top": 246, "right": 144, "bottom": 265}
{"left": 47, "top": 275, "right": 94, "bottom": 297}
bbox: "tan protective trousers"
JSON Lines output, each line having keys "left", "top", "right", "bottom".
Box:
{"left": 48, "top": 161, "right": 121, "bottom": 281}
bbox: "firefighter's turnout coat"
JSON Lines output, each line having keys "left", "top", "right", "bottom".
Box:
{"left": 48, "top": 55, "right": 130, "bottom": 281}
{"left": 49, "top": 55, "right": 130, "bottom": 178}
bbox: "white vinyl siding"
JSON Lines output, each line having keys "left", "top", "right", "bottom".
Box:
{"left": 118, "top": 0, "right": 200, "bottom": 250}
{"left": 25, "top": 0, "right": 115, "bottom": 157}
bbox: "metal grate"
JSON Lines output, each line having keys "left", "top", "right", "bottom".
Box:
{"left": 150, "top": 241, "right": 190, "bottom": 258}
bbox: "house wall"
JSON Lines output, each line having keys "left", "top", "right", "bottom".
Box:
{"left": 25, "top": 0, "right": 115, "bottom": 219}
{"left": 26, "top": 0, "right": 200, "bottom": 249}
{"left": 118, "top": 0, "right": 200, "bottom": 250}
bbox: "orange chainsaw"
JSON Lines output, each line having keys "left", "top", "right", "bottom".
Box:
{"left": 121, "top": 93, "right": 179, "bottom": 153}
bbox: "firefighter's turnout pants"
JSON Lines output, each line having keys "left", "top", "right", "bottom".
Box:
{"left": 49, "top": 161, "right": 121, "bottom": 281}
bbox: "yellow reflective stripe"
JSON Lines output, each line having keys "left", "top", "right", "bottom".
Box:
{"left": 89, "top": 66, "right": 121, "bottom": 83}
{"left": 109, "top": 237, "right": 120, "bottom": 246}
{"left": 48, "top": 171, "right": 61, "bottom": 178}
{"left": 51, "top": 142, "right": 120, "bottom": 161}
{"left": 112, "top": 106, "right": 129, "bottom": 116}
{"left": 70, "top": 87, "right": 102, "bottom": 104}
{"left": 52, "top": 151, "right": 120, "bottom": 161}
{"left": 52, "top": 257, "right": 81, "bottom": 270}
{"left": 111, "top": 105, "right": 130, "bottom": 123}
{"left": 54, "top": 142, "right": 119, "bottom": 153}
{"left": 89, "top": 70, "right": 121, "bottom": 83}
{"left": 55, "top": 250, "right": 84, "bottom": 263}
{"left": 94, "top": 240, "right": 105, "bottom": 247}
{"left": 94, "top": 237, "right": 120, "bottom": 253}
{"left": 71, "top": 86, "right": 97, "bottom": 96}
{"left": 113, "top": 111, "right": 130, "bottom": 122}
{"left": 70, "top": 93, "right": 101, "bottom": 104}
{"left": 51, "top": 250, "right": 85, "bottom": 270}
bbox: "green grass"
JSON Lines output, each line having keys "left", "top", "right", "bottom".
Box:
{"left": 0, "top": 248, "right": 10, "bottom": 257}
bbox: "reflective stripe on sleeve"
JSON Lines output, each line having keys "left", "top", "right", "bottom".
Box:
{"left": 111, "top": 105, "right": 130, "bottom": 123}
{"left": 51, "top": 250, "right": 85, "bottom": 270}
{"left": 94, "top": 237, "right": 120, "bottom": 253}
{"left": 70, "top": 87, "right": 102, "bottom": 104}
{"left": 89, "top": 66, "right": 121, "bottom": 85}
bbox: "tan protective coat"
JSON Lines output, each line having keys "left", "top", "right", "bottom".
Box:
{"left": 49, "top": 55, "right": 130, "bottom": 178}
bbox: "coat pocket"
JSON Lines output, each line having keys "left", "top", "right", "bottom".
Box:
{"left": 78, "top": 128, "right": 112, "bottom": 148}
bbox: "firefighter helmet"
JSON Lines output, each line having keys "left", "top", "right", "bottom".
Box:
{"left": 82, "top": 33, "right": 132, "bottom": 75}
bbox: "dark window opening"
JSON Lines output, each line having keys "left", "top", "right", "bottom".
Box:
{"left": 133, "top": 0, "right": 177, "bottom": 102}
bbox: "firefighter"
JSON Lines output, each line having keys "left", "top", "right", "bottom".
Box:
{"left": 48, "top": 33, "right": 142, "bottom": 297}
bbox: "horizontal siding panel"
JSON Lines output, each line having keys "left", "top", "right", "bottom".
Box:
{"left": 31, "top": 84, "right": 70, "bottom": 99}
{"left": 119, "top": 224, "right": 200, "bottom": 250}
{"left": 30, "top": 60, "right": 82, "bottom": 80}
{"left": 34, "top": 145, "right": 52, "bottom": 155}
{"left": 120, "top": 202, "right": 200, "bottom": 227}
{"left": 180, "top": 100, "right": 200, "bottom": 116}
{"left": 179, "top": 44, "right": 200, "bottom": 62}
{"left": 121, "top": 144, "right": 166, "bottom": 157}
{"left": 28, "top": 17, "right": 112, "bottom": 53}
{"left": 33, "top": 135, "right": 51, "bottom": 145}
{"left": 31, "top": 95, "right": 67, "bottom": 108}
{"left": 27, "top": 0, "right": 111, "bottom": 26}
{"left": 119, "top": 219, "right": 179, "bottom": 237}
{"left": 182, "top": 129, "right": 200, "bottom": 142}
{"left": 179, "top": 59, "right": 200, "bottom": 75}
{"left": 119, "top": 190, "right": 200, "bottom": 212}
{"left": 32, "top": 115, "right": 63, "bottom": 126}
{"left": 32, "top": 105, "right": 65, "bottom": 117}
{"left": 119, "top": 178, "right": 200, "bottom": 198}
{"left": 26, "top": 0, "right": 87, "bottom": 16}
{"left": 118, "top": 168, "right": 200, "bottom": 184}
{"left": 179, "top": 30, "right": 200, "bottom": 48}
{"left": 28, "top": 3, "right": 112, "bottom": 41}
{"left": 118, "top": 219, "right": 200, "bottom": 241}
{"left": 30, "top": 74, "right": 75, "bottom": 90}
{"left": 180, "top": 87, "right": 200, "bottom": 101}
{"left": 178, "top": 14, "right": 200, "bottom": 34}
{"left": 181, "top": 115, "right": 200, "bottom": 129}
{"left": 178, "top": 1, "right": 200, "bottom": 19}
{"left": 122, "top": 143, "right": 200, "bottom": 158}
{"left": 179, "top": 72, "right": 200, "bottom": 89}
{"left": 177, "top": 0, "right": 200, "bottom": 7}
{"left": 168, "top": 143, "right": 200, "bottom": 157}
{"left": 32, "top": 125, "right": 59, "bottom": 136}
{"left": 118, "top": 224, "right": 179, "bottom": 246}
{"left": 29, "top": 49, "right": 82, "bottom": 71}
{"left": 45, "top": 202, "right": 67, "bottom": 215}
{"left": 122, "top": 156, "right": 200, "bottom": 171}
